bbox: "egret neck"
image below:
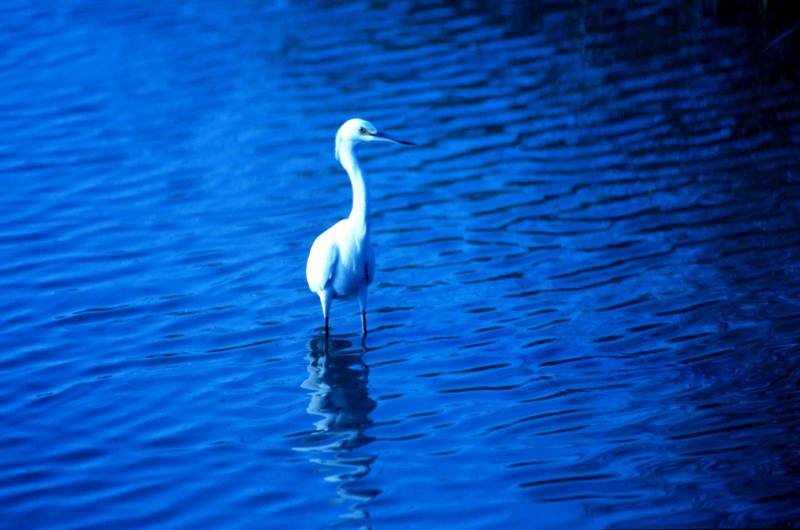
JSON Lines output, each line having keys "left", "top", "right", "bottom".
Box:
{"left": 337, "top": 139, "right": 369, "bottom": 237}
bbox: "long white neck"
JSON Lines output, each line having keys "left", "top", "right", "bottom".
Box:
{"left": 337, "top": 140, "right": 369, "bottom": 234}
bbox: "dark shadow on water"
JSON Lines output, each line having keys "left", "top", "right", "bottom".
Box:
{"left": 294, "top": 335, "right": 378, "bottom": 525}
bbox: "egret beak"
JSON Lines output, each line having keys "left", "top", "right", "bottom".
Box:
{"left": 370, "top": 131, "right": 416, "bottom": 145}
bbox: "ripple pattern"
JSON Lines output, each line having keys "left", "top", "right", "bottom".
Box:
{"left": 1, "top": 0, "right": 799, "bottom": 528}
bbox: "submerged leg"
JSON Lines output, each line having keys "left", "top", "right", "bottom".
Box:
{"left": 357, "top": 285, "right": 368, "bottom": 336}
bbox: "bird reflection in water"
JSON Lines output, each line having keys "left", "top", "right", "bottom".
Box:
{"left": 294, "top": 336, "right": 378, "bottom": 524}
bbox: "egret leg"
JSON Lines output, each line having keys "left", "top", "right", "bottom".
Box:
{"left": 361, "top": 310, "right": 367, "bottom": 336}
{"left": 319, "top": 290, "right": 332, "bottom": 337}
{"left": 357, "top": 285, "right": 368, "bottom": 336}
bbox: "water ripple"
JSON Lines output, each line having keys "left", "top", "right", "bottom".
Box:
{"left": 1, "top": 0, "right": 799, "bottom": 528}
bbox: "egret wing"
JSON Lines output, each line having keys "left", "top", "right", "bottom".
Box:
{"left": 306, "top": 232, "right": 339, "bottom": 294}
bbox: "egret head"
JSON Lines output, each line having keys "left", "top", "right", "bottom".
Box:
{"left": 335, "top": 118, "right": 415, "bottom": 161}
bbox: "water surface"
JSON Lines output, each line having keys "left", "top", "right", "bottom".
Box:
{"left": 1, "top": 1, "right": 800, "bottom": 528}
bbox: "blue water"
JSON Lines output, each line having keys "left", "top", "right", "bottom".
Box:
{"left": 2, "top": 1, "right": 800, "bottom": 528}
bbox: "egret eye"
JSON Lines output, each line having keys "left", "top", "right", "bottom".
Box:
{"left": 359, "top": 127, "right": 367, "bottom": 134}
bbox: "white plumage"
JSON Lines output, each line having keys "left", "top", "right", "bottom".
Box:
{"left": 306, "top": 118, "right": 414, "bottom": 336}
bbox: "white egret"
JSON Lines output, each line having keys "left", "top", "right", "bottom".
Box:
{"left": 306, "top": 118, "right": 414, "bottom": 336}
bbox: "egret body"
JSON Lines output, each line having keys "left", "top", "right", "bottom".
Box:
{"left": 306, "top": 118, "right": 414, "bottom": 336}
